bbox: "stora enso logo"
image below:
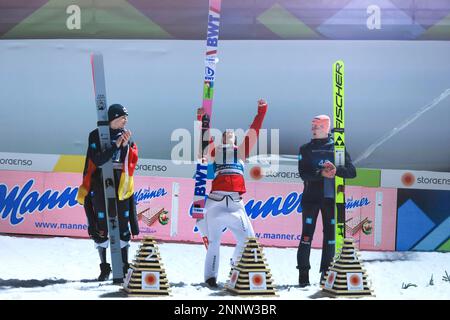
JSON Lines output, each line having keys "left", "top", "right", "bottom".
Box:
{"left": 401, "top": 172, "right": 415, "bottom": 187}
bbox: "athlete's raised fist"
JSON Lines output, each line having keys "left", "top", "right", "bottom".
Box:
{"left": 257, "top": 99, "right": 268, "bottom": 114}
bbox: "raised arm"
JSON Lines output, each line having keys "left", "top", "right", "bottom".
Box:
{"left": 238, "top": 99, "right": 268, "bottom": 160}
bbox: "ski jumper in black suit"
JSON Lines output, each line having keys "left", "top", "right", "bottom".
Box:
{"left": 297, "top": 134, "right": 356, "bottom": 273}
{"left": 79, "top": 128, "right": 139, "bottom": 247}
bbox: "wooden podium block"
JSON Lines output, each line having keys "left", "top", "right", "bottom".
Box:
{"left": 225, "top": 237, "right": 277, "bottom": 296}
{"left": 321, "top": 238, "right": 375, "bottom": 298}
{"left": 122, "top": 236, "right": 171, "bottom": 297}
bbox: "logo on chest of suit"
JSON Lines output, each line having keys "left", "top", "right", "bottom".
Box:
{"left": 318, "top": 159, "right": 333, "bottom": 169}
{"left": 318, "top": 160, "right": 327, "bottom": 167}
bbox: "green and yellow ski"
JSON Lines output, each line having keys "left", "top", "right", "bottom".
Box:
{"left": 333, "top": 60, "right": 346, "bottom": 255}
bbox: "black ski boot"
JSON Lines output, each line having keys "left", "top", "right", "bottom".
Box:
{"left": 98, "top": 263, "right": 111, "bottom": 281}
{"left": 205, "top": 277, "right": 218, "bottom": 288}
{"left": 121, "top": 246, "right": 130, "bottom": 278}
{"left": 299, "top": 270, "right": 310, "bottom": 288}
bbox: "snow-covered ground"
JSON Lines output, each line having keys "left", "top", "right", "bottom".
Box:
{"left": 0, "top": 235, "right": 449, "bottom": 300}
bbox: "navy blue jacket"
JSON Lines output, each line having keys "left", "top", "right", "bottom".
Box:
{"left": 298, "top": 135, "right": 356, "bottom": 204}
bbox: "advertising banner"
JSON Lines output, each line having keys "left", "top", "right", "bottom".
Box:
{"left": 381, "top": 169, "right": 450, "bottom": 191}
{"left": 0, "top": 170, "right": 397, "bottom": 250}
{"left": 396, "top": 188, "right": 450, "bottom": 252}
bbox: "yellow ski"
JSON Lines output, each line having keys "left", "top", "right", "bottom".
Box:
{"left": 333, "top": 60, "right": 345, "bottom": 255}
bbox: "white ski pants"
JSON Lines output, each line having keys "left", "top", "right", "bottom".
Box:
{"left": 203, "top": 191, "right": 255, "bottom": 281}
